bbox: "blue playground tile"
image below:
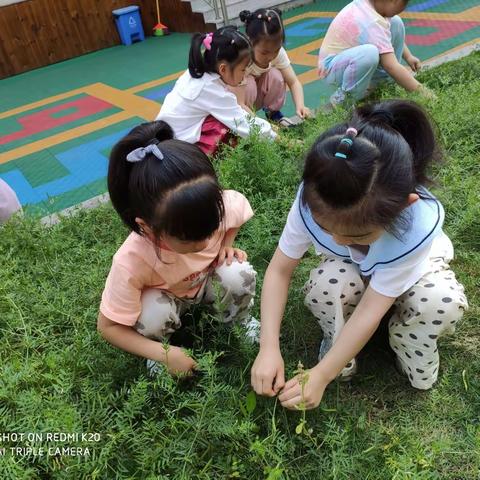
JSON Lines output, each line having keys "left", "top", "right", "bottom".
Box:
{"left": 407, "top": 0, "right": 450, "bottom": 12}
{"left": 285, "top": 17, "right": 332, "bottom": 38}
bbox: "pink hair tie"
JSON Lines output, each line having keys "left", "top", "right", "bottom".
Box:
{"left": 203, "top": 32, "right": 213, "bottom": 50}
{"left": 267, "top": 16, "right": 271, "bottom": 21}
{"left": 346, "top": 127, "right": 358, "bottom": 137}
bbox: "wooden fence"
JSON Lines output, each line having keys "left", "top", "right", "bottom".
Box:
{"left": 0, "top": 0, "right": 215, "bottom": 78}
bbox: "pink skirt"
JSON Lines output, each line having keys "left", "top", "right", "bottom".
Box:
{"left": 196, "top": 115, "right": 237, "bottom": 156}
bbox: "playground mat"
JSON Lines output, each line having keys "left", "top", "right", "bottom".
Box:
{"left": 0, "top": 0, "right": 479, "bottom": 218}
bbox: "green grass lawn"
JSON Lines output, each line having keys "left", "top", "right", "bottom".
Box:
{"left": 1, "top": 53, "right": 479, "bottom": 479}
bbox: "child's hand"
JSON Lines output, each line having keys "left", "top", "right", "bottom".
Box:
{"left": 251, "top": 346, "right": 285, "bottom": 396}
{"left": 217, "top": 246, "right": 247, "bottom": 266}
{"left": 406, "top": 55, "right": 421, "bottom": 72}
{"left": 296, "top": 105, "right": 312, "bottom": 119}
{"left": 278, "top": 367, "right": 329, "bottom": 410}
{"left": 418, "top": 84, "right": 437, "bottom": 100}
{"left": 166, "top": 346, "right": 197, "bottom": 375}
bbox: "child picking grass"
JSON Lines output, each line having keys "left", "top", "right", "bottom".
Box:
{"left": 318, "top": 0, "right": 434, "bottom": 108}
{"left": 251, "top": 100, "right": 468, "bottom": 409}
{"left": 236, "top": 8, "right": 312, "bottom": 126}
{"left": 97, "top": 121, "right": 257, "bottom": 375}
{"left": 156, "top": 26, "right": 276, "bottom": 156}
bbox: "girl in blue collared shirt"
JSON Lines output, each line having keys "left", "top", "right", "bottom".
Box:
{"left": 251, "top": 99, "right": 468, "bottom": 410}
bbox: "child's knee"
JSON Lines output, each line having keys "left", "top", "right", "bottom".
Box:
{"left": 305, "top": 258, "right": 363, "bottom": 297}
{"left": 390, "top": 15, "right": 405, "bottom": 36}
{"left": 400, "top": 276, "right": 468, "bottom": 332}
{"left": 214, "top": 260, "right": 256, "bottom": 296}
{"left": 136, "top": 289, "right": 181, "bottom": 340}
{"left": 356, "top": 44, "right": 380, "bottom": 69}
{"left": 268, "top": 68, "right": 285, "bottom": 88}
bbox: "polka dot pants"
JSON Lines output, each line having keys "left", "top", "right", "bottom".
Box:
{"left": 303, "top": 256, "right": 468, "bottom": 389}
{"left": 134, "top": 260, "right": 257, "bottom": 341}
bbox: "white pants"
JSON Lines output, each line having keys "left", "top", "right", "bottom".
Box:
{"left": 304, "top": 256, "right": 468, "bottom": 389}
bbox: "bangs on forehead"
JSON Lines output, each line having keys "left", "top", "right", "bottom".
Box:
{"left": 152, "top": 177, "right": 225, "bottom": 242}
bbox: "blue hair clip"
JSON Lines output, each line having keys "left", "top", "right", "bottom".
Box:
{"left": 126, "top": 143, "right": 164, "bottom": 163}
{"left": 335, "top": 152, "right": 347, "bottom": 159}
{"left": 340, "top": 138, "right": 353, "bottom": 146}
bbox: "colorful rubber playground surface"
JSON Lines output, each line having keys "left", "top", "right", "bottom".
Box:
{"left": 0, "top": 0, "right": 479, "bottom": 217}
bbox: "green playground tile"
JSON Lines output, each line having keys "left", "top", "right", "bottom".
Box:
{"left": 0, "top": 160, "right": 17, "bottom": 175}
{"left": 283, "top": 0, "right": 347, "bottom": 19}
{"left": 0, "top": 0, "right": 477, "bottom": 116}
{"left": 46, "top": 117, "right": 143, "bottom": 157}
{"left": 22, "top": 150, "right": 69, "bottom": 188}
{"left": 23, "top": 201, "right": 50, "bottom": 218}
{"left": 0, "top": 151, "right": 69, "bottom": 187}
{"left": 0, "top": 117, "right": 35, "bottom": 144}
{"left": 136, "top": 79, "right": 176, "bottom": 94}
{"left": 4, "top": 94, "right": 87, "bottom": 120}
{"left": 43, "top": 184, "right": 98, "bottom": 214}
{"left": 408, "top": 26, "right": 480, "bottom": 60}
{"left": 0, "top": 35, "right": 191, "bottom": 112}
{"left": 87, "top": 177, "right": 108, "bottom": 198}
{"left": 292, "top": 64, "right": 316, "bottom": 75}
{"left": 50, "top": 107, "right": 79, "bottom": 119}
{"left": 100, "top": 147, "right": 112, "bottom": 158}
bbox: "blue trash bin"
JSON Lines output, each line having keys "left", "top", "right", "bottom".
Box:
{"left": 113, "top": 6, "right": 145, "bottom": 46}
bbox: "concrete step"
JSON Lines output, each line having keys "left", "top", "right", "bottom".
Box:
{"left": 182, "top": 0, "right": 313, "bottom": 28}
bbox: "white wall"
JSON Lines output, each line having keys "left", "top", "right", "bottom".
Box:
{"left": 0, "top": 0, "right": 28, "bottom": 6}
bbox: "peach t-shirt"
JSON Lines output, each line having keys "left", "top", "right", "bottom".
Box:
{"left": 100, "top": 190, "right": 253, "bottom": 326}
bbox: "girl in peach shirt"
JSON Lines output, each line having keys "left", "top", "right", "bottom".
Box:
{"left": 97, "top": 121, "right": 257, "bottom": 375}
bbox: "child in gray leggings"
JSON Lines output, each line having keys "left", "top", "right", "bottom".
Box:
{"left": 251, "top": 100, "right": 468, "bottom": 410}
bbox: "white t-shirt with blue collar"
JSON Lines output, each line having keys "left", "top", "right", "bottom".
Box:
{"left": 279, "top": 185, "right": 453, "bottom": 298}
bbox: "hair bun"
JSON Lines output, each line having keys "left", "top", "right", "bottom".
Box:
{"left": 153, "top": 120, "right": 174, "bottom": 142}
{"left": 272, "top": 7, "right": 282, "bottom": 17}
{"left": 239, "top": 10, "right": 252, "bottom": 22}
{"left": 368, "top": 108, "right": 395, "bottom": 127}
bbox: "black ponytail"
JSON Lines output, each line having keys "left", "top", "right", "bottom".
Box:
{"left": 108, "top": 120, "right": 224, "bottom": 242}
{"left": 303, "top": 99, "right": 441, "bottom": 233}
{"left": 188, "top": 26, "right": 251, "bottom": 79}
{"left": 240, "top": 8, "right": 285, "bottom": 44}
{"left": 355, "top": 100, "right": 440, "bottom": 186}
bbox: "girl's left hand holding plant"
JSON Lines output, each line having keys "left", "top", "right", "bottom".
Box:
{"left": 278, "top": 366, "right": 330, "bottom": 410}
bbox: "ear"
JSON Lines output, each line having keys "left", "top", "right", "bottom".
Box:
{"left": 407, "top": 193, "right": 419, "bottom": 206}
{"left": 135, "top": 217, "right": 154, "bottom": 239}
{"left": 217, "top": 62, "right": 227, "bottom": 76}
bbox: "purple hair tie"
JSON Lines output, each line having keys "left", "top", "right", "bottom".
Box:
{"left": 126, "top": 144, "right": 164, "bottom": 163}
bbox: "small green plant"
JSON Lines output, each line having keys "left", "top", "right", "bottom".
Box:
{"left": 0, "top": 52, "right": 479, "bottom": 479}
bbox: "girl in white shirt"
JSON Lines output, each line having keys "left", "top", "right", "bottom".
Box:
{"left": 236, "top": 9, "right": 312, "bottom": 126}
{"left": 251, "top": 99, "right": 468, "bottom": 409}
{"left": 156, "top": 26, "right": 276, "bottom": 156}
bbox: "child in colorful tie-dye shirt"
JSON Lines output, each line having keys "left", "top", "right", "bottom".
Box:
{"left": 318, "top": 0, "right": 434, "bottom": 107}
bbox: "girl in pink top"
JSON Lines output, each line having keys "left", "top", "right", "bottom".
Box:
{"left": 97, "top": 121, "right": 257, "bottom": 376}
{"left": 318, "top": 0, "right": 435, "bottom": 108}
